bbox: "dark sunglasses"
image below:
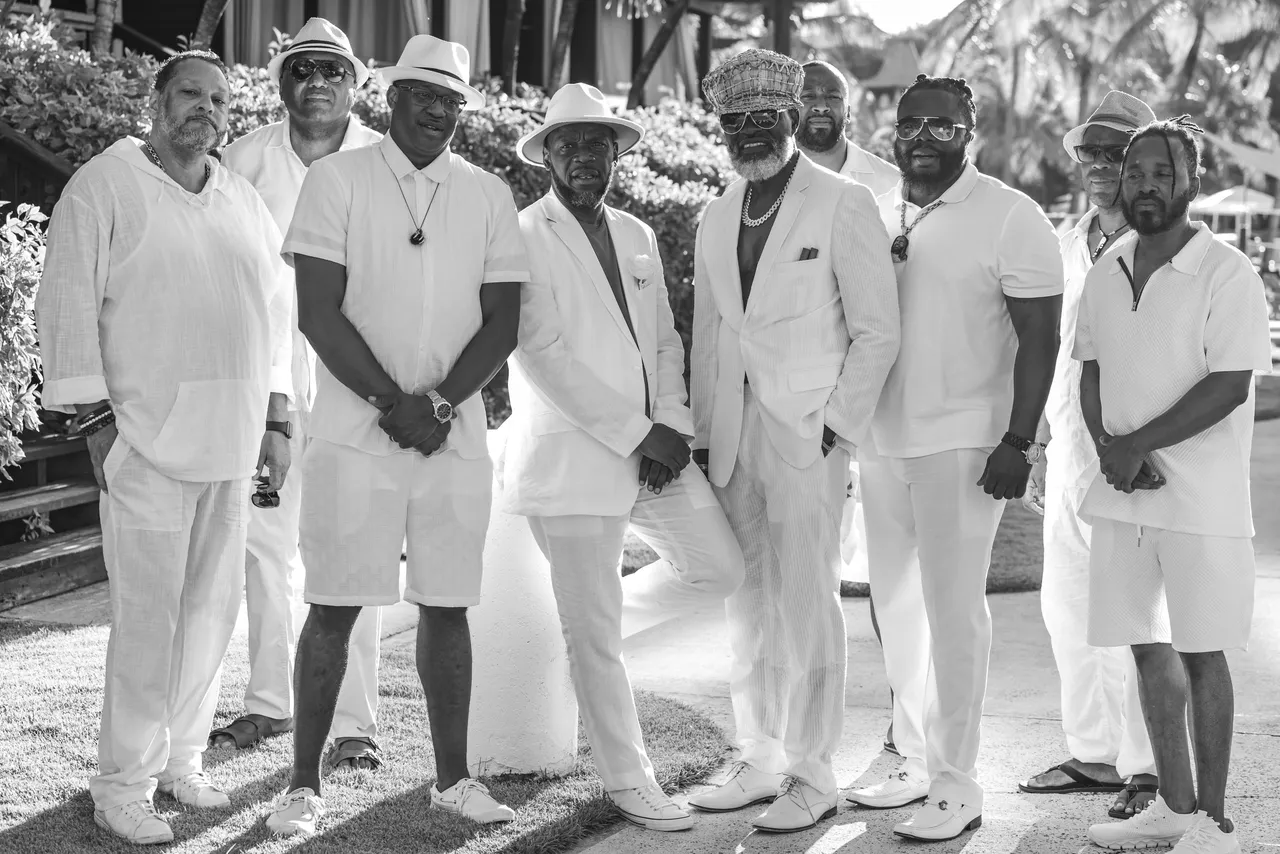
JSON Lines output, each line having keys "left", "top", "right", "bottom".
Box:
{"left": 288, "top": 58, "right": 350, "bottom": 84}
{"left": 393, "top": 84, "right": 467, "bottom": 113}
{"left": 251, "top": 476, "right": 280, "bottom": 509}
{"left": 1074, "top": 144, "right": 1128, "bottom": 165}
{"left": 720, "top": 110, "right": 782, "bottom": 135}
{"left": 895, "top": 116, "right": 968, "bottom": 142}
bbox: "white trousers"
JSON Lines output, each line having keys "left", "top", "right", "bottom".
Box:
{"left": 242, "top": 412, "right": 382, "bottom": 739}
{"left": 714, "top": 389, "right": 849, "bottom": 794}
{"left": 528, "top": 466, "right": 743, "bottom": 791}
{"left": 859, "top": 447, "right": 1005, "bottom": 810}
{"left": 91, "top": 442, "right": 249, "bottom": 809}
{"left": 1042, "top": 464, "right": 1156, "bottom": 777}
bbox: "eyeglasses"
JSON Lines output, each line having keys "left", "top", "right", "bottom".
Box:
{"left": 895, "top": 116, "right": 968, "bottom": 141}
{"left": 394, "top": 84, "right": 467, "bottom": 113}
{"left": 1074, "top": 144, "right": 1128, "bottom": 165}
{"left": 719, "top": 110, "right": 782, "bottom": 135}
{"left": 288, "top": 58, "right": 350, "bottom": 84}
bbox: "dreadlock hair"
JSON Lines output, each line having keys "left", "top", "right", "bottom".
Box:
{"left": 900, "top": 74, "right": 978, "bottom": 128}
{"left": 1121, "top": 115, "right": 1205, "bottom": 184}
{"left": 154, "top": 49, "right": 228, "bottom": 93}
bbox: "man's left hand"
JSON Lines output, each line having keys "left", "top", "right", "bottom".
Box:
{"left": 1098, "top": 433, "right": 1147, "bottom": 493}
{"left": 258, "top": 430, "right": 291, "bottom": 491}
{"left": 639, "top": 457, "right": 677, "bottom": 494}
{"left": 977, "top": 443, "right": 1031, "bottom": 500}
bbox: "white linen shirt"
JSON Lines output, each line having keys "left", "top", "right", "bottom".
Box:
{"left": 871, "top": 163, "right": 1064, "bottom": 458}
{"left": 1072, "top": 223, "right": 1272, "bottom": 538}
{"left": 281, "top": 135, "right": 530, "bottom": 460}
{"left": 840, "top": 142, "right": 900, "bottom": 199}
{"left": 37, "top": 138, "right": 293, "bottom": 482}
{"left": 223, "top": 116, "right": 383, "bottom": 411}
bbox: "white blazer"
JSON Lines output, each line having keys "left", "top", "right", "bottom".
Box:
{"left": 690, "top": 155, "right": 901, "bottom": 487}
{"left": 503, "top": 193, "right": 694, "bottom": 517}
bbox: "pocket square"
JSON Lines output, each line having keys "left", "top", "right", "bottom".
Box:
{"left": 799, "top": 247, "right": 819, "bottom": 261}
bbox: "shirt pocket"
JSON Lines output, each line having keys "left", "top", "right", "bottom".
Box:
{"left": 151, "top": 379, "right": 262, "bottom": 476}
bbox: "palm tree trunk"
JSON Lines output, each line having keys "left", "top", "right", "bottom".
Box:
{"left": 501, "top": 0, "right": 527, "bottom": 96}
{"left": 191, "top": 0, "right": 231, "bottom": 50}
{"left": 547, "top": 0, "right": 581, "bottom": 93}
{"left": 91, "top": 0, "right": 118, "bottom": 56}
{"left": 1174, "top": 12, "right": 1207, "bottom": 104}
{"left": 626, "top": 0, "right": 691, "bottom": 109}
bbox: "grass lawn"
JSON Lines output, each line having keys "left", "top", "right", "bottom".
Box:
{"left": 0, "top": 620, "right": 729, "bottom": 854}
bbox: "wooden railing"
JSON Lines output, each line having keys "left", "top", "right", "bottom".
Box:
{"left": 0, "top": 120, "right": 73, "bottom": 215}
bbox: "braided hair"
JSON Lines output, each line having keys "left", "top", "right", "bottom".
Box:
{"left": 899, "top": 74, "right": 978, "bottom": 128}
{"left": 1121, "top": 115, "right": 1206, "bottom": 183}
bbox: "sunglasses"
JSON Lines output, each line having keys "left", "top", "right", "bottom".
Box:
{"left": 1074, "top": 144, "right": 1128, "bottom": 165}
{"left": 251, "top": 476, "right": 280, "bottom": 509}
{"left": 895, "top": 116, "right": 968, "bottom": 141}
{"left": 288, "top": 58, "right": 350, "bottom": 84}
{"left": 719, "top": 110, "right": 782, "bottom": 135}
{"left": 394, "top": 84, "right": 467, "bottom": 113}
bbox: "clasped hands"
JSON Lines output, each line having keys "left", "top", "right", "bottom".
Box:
{"left": 367, "top": 391, "right": 451, "bottom": 456}
{"left": 1096, "top": 432, "right": 1165, "bottom": 493}
{"left": 637, "top": 422, "right": 691, "bottom": 494}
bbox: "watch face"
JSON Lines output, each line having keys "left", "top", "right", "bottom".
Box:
{"left": 1026, "top": 444, "right": 1044, "bottom": 464}
{"left": 436, "top": 402, "right": 453, "bottom": 422}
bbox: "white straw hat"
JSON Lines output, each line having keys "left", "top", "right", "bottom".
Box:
{"left": 379, "top": 35, "right": 485, "bottom": 111}
{"left": 516, "top": 83, "right": 644, "bottom": 167}
{"left": 267, "top": 17, "right": 369, "bottom": 88}
{"left": 1062, "top": 91, "right": 1156, "bottom": 162}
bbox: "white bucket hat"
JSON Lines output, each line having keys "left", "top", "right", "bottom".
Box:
{"left": 516, "top": 83, "right": 645, "bottom": 167}
{"left": 267, "top": 17, "right": 369, "bottom": 88}
{"left": 1062, "top": 91, "right": 1156, "bottom": 162}
{"left": 379, "top": 35, "right": 485, "bottom": 111}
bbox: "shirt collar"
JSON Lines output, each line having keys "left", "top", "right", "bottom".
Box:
{"left": 124, "top": 136, "right": 230, "bottom": 200}
{"left": 273, "top": 115, "right": 372, "bottom": 156}
{"left": 891, "top": 161, "right": 979, "bottom": 209}
{"left": 1071, "top": 207, "right": 1099, "bottom": 239}
{"left": 841, "top": 142, "right": 871, "bottom": 175}
{"left": 1105, "top": 222, "right": 1214, "bottom": 277}
{"left": 379, "top": 134, "right": 453, "bottom": 182}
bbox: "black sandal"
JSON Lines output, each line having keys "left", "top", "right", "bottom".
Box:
{"left": 1109, "top": 782, "right": 1159, "bottom": 819}
{"left": 1018, "top": 762, "right": 1126, "bottom": 794}
{"left": 330, "top": 736, "right": 383, "bottom": 771}
{"left": 208, "top": 714, "right": 293, "bottom": 750}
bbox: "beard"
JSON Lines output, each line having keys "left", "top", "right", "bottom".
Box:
{"left": 550, "top": 165, "right": 615, "bottom": 210}
{"left": 729, "top": 134, "right": 796, "bottom": 183}
{"left": 796, "top": 112, "right": 846, "bottom": 153}
{"left": 159, "top": 110, "right": 220, "bottom": 153}
{"left": 893, "top": 140, "right": 967, "bottom": 196}
{"left": 1122, "top": 188, "right": 1195, "bottom": 235}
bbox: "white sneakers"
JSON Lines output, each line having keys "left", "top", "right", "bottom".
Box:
{"left": 1089, "top": 795, "right": 1197, "bottom": 850}
{"left": 157, "top": 771, "right": 231, "bottom": 809}
{"left": 94, "top": 800, "right": 174, "bottom": 845}
{"left": 609, "top": 784, "right": 696, "bottom": 831}
{"left": 847, "top": 768, "right": 930, "bottom": 809}
{"left": 752, "top": 776, "right": 839, "bottom": 833}
{"left": 266, "top": 787, "right": 327, "bottom": 837}
{"left": 1170, "top": 813, "right": 1242, "bottom": 854}
{"left": 893, "top": 797, "right": 982, "bottom": 841}
{"left": 687, "top": 761, "right": 784, "bottom": 812}
{"left": 430, "top": 778, "right": 516, "bottom": 824}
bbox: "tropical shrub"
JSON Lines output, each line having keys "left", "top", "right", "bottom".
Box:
{"left": 0, "top": 204, "right": 47, "bottom": 475}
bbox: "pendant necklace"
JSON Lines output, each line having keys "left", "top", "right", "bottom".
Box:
{"left": 741, "top": 165, "right": 795, "bottom": 228}
{"left": 142, "top": 140, "right": 210, "bottom": 186}
{"left": 386, "top": 160, "right": 442, "bottom": 246}
{"left": 1091, "top": 220, "right": 1129, "bottom": 261}
{"left": 892, "top": 193, "right": 945, "bottom": 262}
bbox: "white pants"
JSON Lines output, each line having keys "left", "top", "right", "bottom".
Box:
{"left": 91, "top": 441, "right": 249, "bottom": 809}
{"left": 1042, "top": 470, "right": 1155, "bottom": 777}
{"left": 242, "top": 412, "right": 382, "bottom": 739}
{"left": 714, "top": 389, "right": 849, "bottom": 794}
{"left": 859, "top": 447, "right": 1005, "bottom": 810}
{"left": 527, "top": 466, "right": 743, "bottom": 791}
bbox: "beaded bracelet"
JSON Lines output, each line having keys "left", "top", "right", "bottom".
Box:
{"left": 75, "top": 404, "right": 115, "bottom": 437}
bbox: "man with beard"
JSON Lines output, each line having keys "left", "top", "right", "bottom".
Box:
{"left": 688, "top": 49, "right": 901, "bottom": 833}
{"left": 37, "top": 50, "right": 293, "bottom": 844}
{"left": 502, "top": 83, "right": 744, "bottom": 831}
{"left": 265, "top": 35, "right": 527, "bottom": 835}
{"left": 1077, "top": 118, "right": 1270, "bottom": 854}
{"left": 1018, "top": 91, "right": 1160, "bottom": 818}
{"left": 798, "top": 61, "right": 898, "bottom": 197}
{"left": 849, "top": 75, "right": 1062, "bottom": 842}
{"left": 214, "top": 16, "right": 386, "bottom": 772}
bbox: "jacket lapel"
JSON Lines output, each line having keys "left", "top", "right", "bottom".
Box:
{"left": 544, "top": 194, "right": 634, "bottom": 343}
{"left": 608, "top": 208, "right": 650, "bottom": 355}
{"left": 710, "top": 180, "right": 747, "bottom": 325}
{"left": 745, "top": 157, "right": 811, "bottom": 319}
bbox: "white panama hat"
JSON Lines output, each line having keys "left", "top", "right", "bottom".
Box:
{"left": 379, "top": 35, "right": 485, "bottom": 112}
{"left": 1062, "top": 91, "right": 1157, "bottom": 162}
{"left": 516, "top": 83, "right": 645, "bottom": 167}
{"left": 267, "top": 17, "right": 369, "bottom": 88}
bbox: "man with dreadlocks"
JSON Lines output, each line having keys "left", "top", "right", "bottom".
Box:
{"left": 1075, "top": 117, "right": 1270, "bottom": 854}
{"left": 849, "top": 75, "right": 1063, "bottom": 841}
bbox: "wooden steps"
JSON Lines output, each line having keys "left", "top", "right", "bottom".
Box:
{"left": 0, "top": 480, "right": 100, "bottom": 523}
{"left": 0, "top": 528, "right": 105, "bottom": 612}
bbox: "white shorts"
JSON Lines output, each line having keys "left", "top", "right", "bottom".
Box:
{"left": 1087, "top": 519, "right": 1255, "bottom": 653}
{"left": 299, "top": 439, "right": 493, "bottom": 608}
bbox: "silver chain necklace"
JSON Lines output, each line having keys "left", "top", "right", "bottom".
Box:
{"left": 741, "top": 167, "right": 795, "bottom": 228}
{"left": 891, "top": 196, "right": 945, "bottom": 262}
{"left": 142, "top": 140, "right": 210, "bottom": 185}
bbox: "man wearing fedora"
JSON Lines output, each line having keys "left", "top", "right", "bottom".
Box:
{"left": 1018, "top": 91, "right": 1160, "bottom": 818}
{"left": 266, "top": 35, "right": 528, "bottom": 835}
{"left": 502, "top": 83, "right": 745, "bottom": 832}
{"left": 688, "top": 49, "right": 901, "bottom": 833}
{"left": 214, "top": 16, "right": 387, "bottom": 772}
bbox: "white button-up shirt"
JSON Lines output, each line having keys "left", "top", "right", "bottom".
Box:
{"left": 223, "top": 116, "right": 383, "bottom": 412}
{"left": 37, "top": 138, "right": 293, "bottom": 482}
{"left": 872, "top": 163, "right": 1064, "bottom": 458}
{"left": 282, "top": 135, "right": 530, "bottom": 460}
{"left": 840, "top": 142, "right": 900, "bottom": 199}
{"left": 1073, "top": 224, "right": 1272, "bottom": 537}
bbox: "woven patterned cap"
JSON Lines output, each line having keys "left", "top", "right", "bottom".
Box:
{"left": 702, "top": 49, "right": 803, "bottom": 115}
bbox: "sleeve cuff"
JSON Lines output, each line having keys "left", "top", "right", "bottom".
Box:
{"left": 653, "top": 407, "right": 695, "bottom": 441}
{"left": 616, "top": 413, "right": 654, "bottom": 459}
{"left": 41, "top": 375, "right": 110, "bottom": 414}
{"left": 1001, "top": 283, "right": 1066, "bottom": 299}
{"left": 482, "top": 270, "right": 532, "bottom": 284}
{"left": 269, "top": 365, "right": 294, "bottom": 402}
{"left": 282, "top": 241, "right": 345, "bottom": 269}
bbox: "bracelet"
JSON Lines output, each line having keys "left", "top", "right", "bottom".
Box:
{"left": 75, "top": 404, "right": 115, "bottom": 436}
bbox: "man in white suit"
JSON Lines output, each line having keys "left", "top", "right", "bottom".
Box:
{"left": 687, "top": 50, "right": 901, "bottom": 833}
{"left": 504, "top": 83, "right": 745, "bottom": 832}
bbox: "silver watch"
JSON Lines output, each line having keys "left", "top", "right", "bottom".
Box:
{"left": 426, "top": 389, "right": 453, "bottom": 423}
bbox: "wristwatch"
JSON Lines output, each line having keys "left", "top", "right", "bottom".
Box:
{"left": 1002, "top": 431, "right": 1045, "bottom": 465}
{"left": 426, "top": 389, "right": 453, "bottom": 423}
{"left": 266, "top": 420, "right": 293, "bottom": 439}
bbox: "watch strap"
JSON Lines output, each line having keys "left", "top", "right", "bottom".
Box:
{"left": 1001, "top": 431, "right": 1032, "bottom": 453}
{"left": 266, "top": 420, "right": 292, "bottom": 439}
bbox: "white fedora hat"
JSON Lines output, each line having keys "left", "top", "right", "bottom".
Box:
{"left": 516, "top": 83, "right": 645, "bottom": 167}
{"left": 380, "top": 35, "right": 485, "bottom": 111}
{"left": 1063, "top": 90, "right": 1156, "bottom": 162}
{"left": 267, "top": 17, "right": 369, "bottom": 88}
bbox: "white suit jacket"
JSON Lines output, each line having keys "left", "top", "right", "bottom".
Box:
{"left": 503, "top": 193, "right": 693, "bottom": 517}
{"left": 691, "top": 155, "right": 901, "bottom": 487}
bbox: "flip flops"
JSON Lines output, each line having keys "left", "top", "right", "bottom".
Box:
{"left": 1109, "top": 781, "right": 1160, "bottom": 818}
{"left": 1018, "top": 762, "right": 1127, "bottom": 794}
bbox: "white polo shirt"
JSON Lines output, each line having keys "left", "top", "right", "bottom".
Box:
{"left": 223, "top": 117, "right": 383, "bottom": 411}
{"left": 871, "top": 163, "right": 1064, "bottom": 458}
{"left": 1072, "top": 223, "right": 1272, "bottom": 537}
{"left": 282, "top": 135, "right": 530, "bottom": 461}
{"left": 840, "top": 142, "right": 900, "bottom": 199}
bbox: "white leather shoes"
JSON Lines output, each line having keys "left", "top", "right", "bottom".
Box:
{"left": 158, "top": 770, "right": 231, "bottom": 808}
{"left": 688, "top": 761, "right": 784, "bottom": 812}
{"left": 1089, "top": 795, "right": 1196, "bottom": 850}
{"left": 94, "top": 800, "right": 174, "bottom": 845}
{"left": 609, "top": 784, "right": 696, "bottom": 831}
{"left": 751, "top": 776, "right": 839, "bottom": 833}
{"left": 265, "top": 787, "right": 326, "bottom": 837}
{"left": 894, "top": 797, "right": 982, "bottom": 841}
{"left": 430, "top": 778, "right": 515, "bottom": 824}
{"left": 847, "top": 768, "right": 930, "bottom": 809}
